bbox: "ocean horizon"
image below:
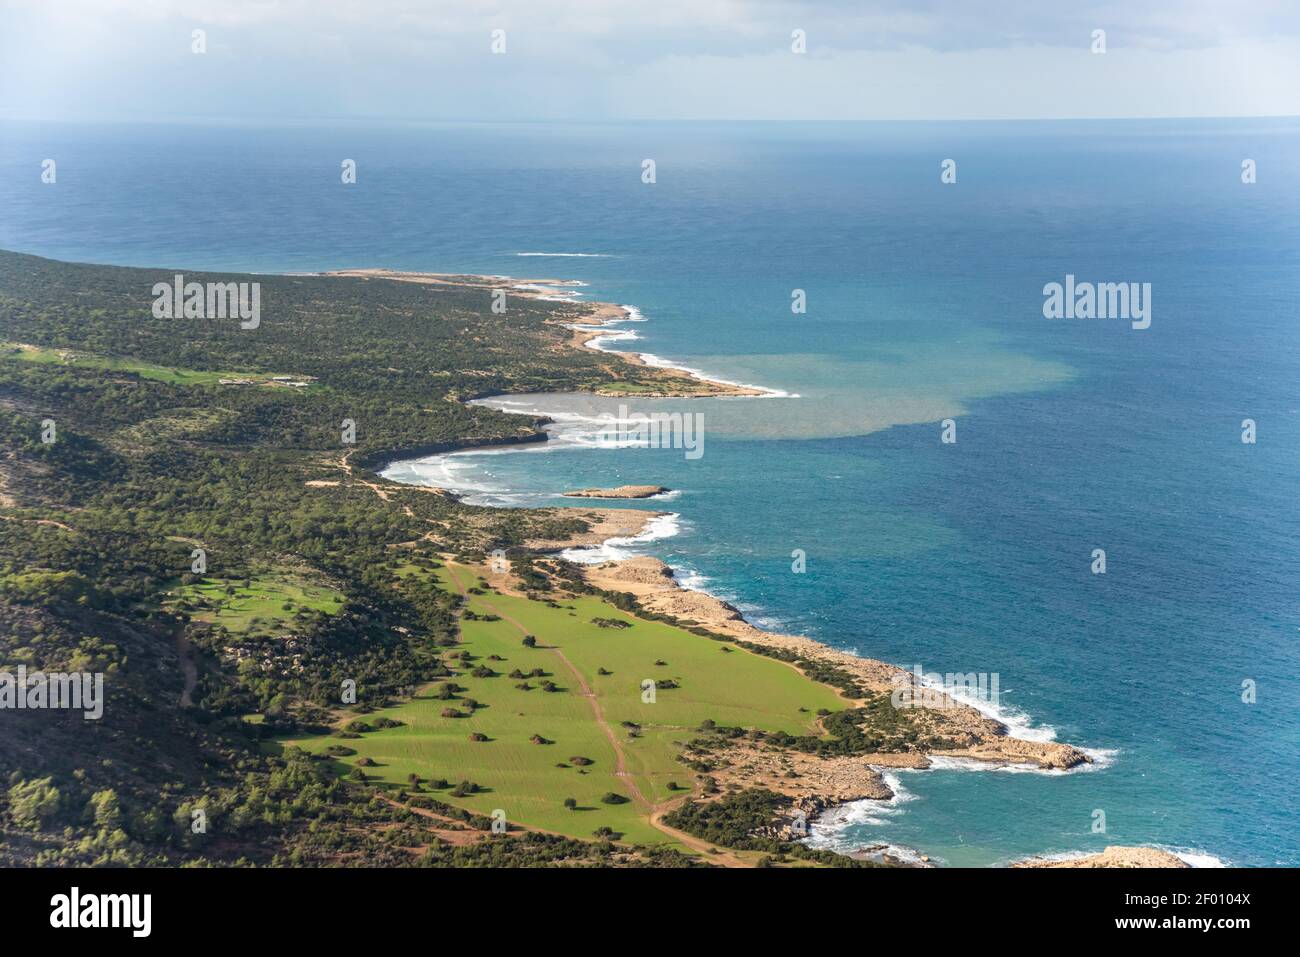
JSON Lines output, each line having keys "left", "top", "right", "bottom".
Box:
{"left": 3, "top": 117, "right": 1297, "bottom": 866}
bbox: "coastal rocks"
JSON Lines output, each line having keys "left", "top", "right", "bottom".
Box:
{"left": 713, "top": 743, "right": 897, "bottom": 807}
{"left": 526, "top": 509, "right": 667, "bottom": 550}
{"left": 562, "top": 485, "right": 670, "bottom": 499}
{"left": 758, "top": 796, "right": 843, "bottom": 841}
{"left": 848, "top": 845, "right": 932, "bottom": 867}
{"left": 1014, "top": 846, "right": 1190, "bottom": 868}
{"left": 932, "top": 739, "right": 1090, "bottom": 771}
{"left": 592, "top": 555, "right": 676, "bottom": 584}
{"left": 580, "top": 556, "right": 1093, "bottom": 773}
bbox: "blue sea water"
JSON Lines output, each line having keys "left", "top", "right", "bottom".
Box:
{"left": 2, "top": 118, "right": 1297, "bottom": 866}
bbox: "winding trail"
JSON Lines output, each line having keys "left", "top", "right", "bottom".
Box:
{"left": 301, "top": 462, "right": 754, "bottom": 865}
{"left": 0, "top": 514, "right": 75, "bottom": 532}
{"left": 442, "top": 561, "right": 751, "bottom": 867}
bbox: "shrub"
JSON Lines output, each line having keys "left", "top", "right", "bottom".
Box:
{"left": 7, "top": 777, "right": 62, "bottom": 831}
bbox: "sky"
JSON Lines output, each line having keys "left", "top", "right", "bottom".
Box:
{"left": 2, "top": 0, "right": 1299, "bottom": 123}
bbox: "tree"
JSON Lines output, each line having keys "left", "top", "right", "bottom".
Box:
{"left": 87, "top": 788, "right": 124, "bottom": 830}
{"left": 7, "top": 777, "right": 62, "bottom": 831}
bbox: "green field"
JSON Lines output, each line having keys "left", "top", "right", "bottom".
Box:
{"left": 283, "top": 562, "right": 845, "bottom": 847}
{"left": 169, "top": 573, "right": 345, "bottom": 635}
{"left": 1, "top": 340, "right": 307, "bottom": 388}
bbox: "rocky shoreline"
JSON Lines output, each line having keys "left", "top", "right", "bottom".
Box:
{"left": 580, "top": 553, "right": 1090, "bottom": 773}
{"left": 1013, "top": 846, "right": 1190, "bottom": 868}
{"left": 343, "top": 267, "right": 1160, "bottom": 866}
{"left": 525, "top": 507, "right": 667, "bottom": 549}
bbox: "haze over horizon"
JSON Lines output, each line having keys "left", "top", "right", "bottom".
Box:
{"left": 2, "top": 0, "right": 1299, "bottom": 124}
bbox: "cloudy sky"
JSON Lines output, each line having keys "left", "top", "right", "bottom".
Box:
{"left": 2, "top": 0, "right": 1298, "bottom": 122}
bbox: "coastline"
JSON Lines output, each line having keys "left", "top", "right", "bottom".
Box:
{"left": 1012, "top": 846, "right": 1193, "bottom": 869}
{"left": 347, "top": 265, "right": 1159, "bottom": 866}
{"left": 574, "top": 551, "right": 1089, "bottom": 773}
{"left": 323, "top": 267, "right": 771, "bottom": 398}
{"left": 559, "top": 302, "right": 786, "bottom": 398}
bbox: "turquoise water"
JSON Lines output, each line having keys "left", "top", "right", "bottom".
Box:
{"left": 2, "top": 119, "right": 1297, "bottom": 865}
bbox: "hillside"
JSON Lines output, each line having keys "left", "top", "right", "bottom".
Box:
{"left": 0, "top": 251, "right": 900, "bottom": 866}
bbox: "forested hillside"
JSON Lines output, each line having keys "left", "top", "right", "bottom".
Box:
{"left": 0, "top": 250, "right": 701, "bottom": 866}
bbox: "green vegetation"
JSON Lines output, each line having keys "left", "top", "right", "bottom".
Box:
{"left": 168, "top": 572, "right": 345, "bottom": 635}
{"left": 0, "top": 250, "right": 865, "bottom": 866}
{"left": 284, "top": 563, "right": 844, "bottom": 847}
{"left": 1, "top": 340, "right": 308, "bottom": 388}
{"left": 663, "top": 789, "right": 883, "bottom": 867}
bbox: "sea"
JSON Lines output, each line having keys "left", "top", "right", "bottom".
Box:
{"left": 2, "top": 117, "right": 1296, "bottom": 866}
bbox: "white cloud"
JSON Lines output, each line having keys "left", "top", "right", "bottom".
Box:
{"left": 1, "top": 0, "right": 1297, "bottom": 121}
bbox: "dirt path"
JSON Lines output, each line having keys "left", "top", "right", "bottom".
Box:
{"left": 315, "top": 451, "right": 439, "bottom": 527}
{"left": 175, "top": 631, "right": 198, "bottom": 707}
{"left": 443, "top": 561, "right": 751, "bottom": 866}
{"left": 0, "top": 514, "right": 75, "bottom": 532}
{"left": 374, "top": 794, "right": 484, "bottom": 847}
{"left": 646, "top": 803, "right": 752, "bottom": 867}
